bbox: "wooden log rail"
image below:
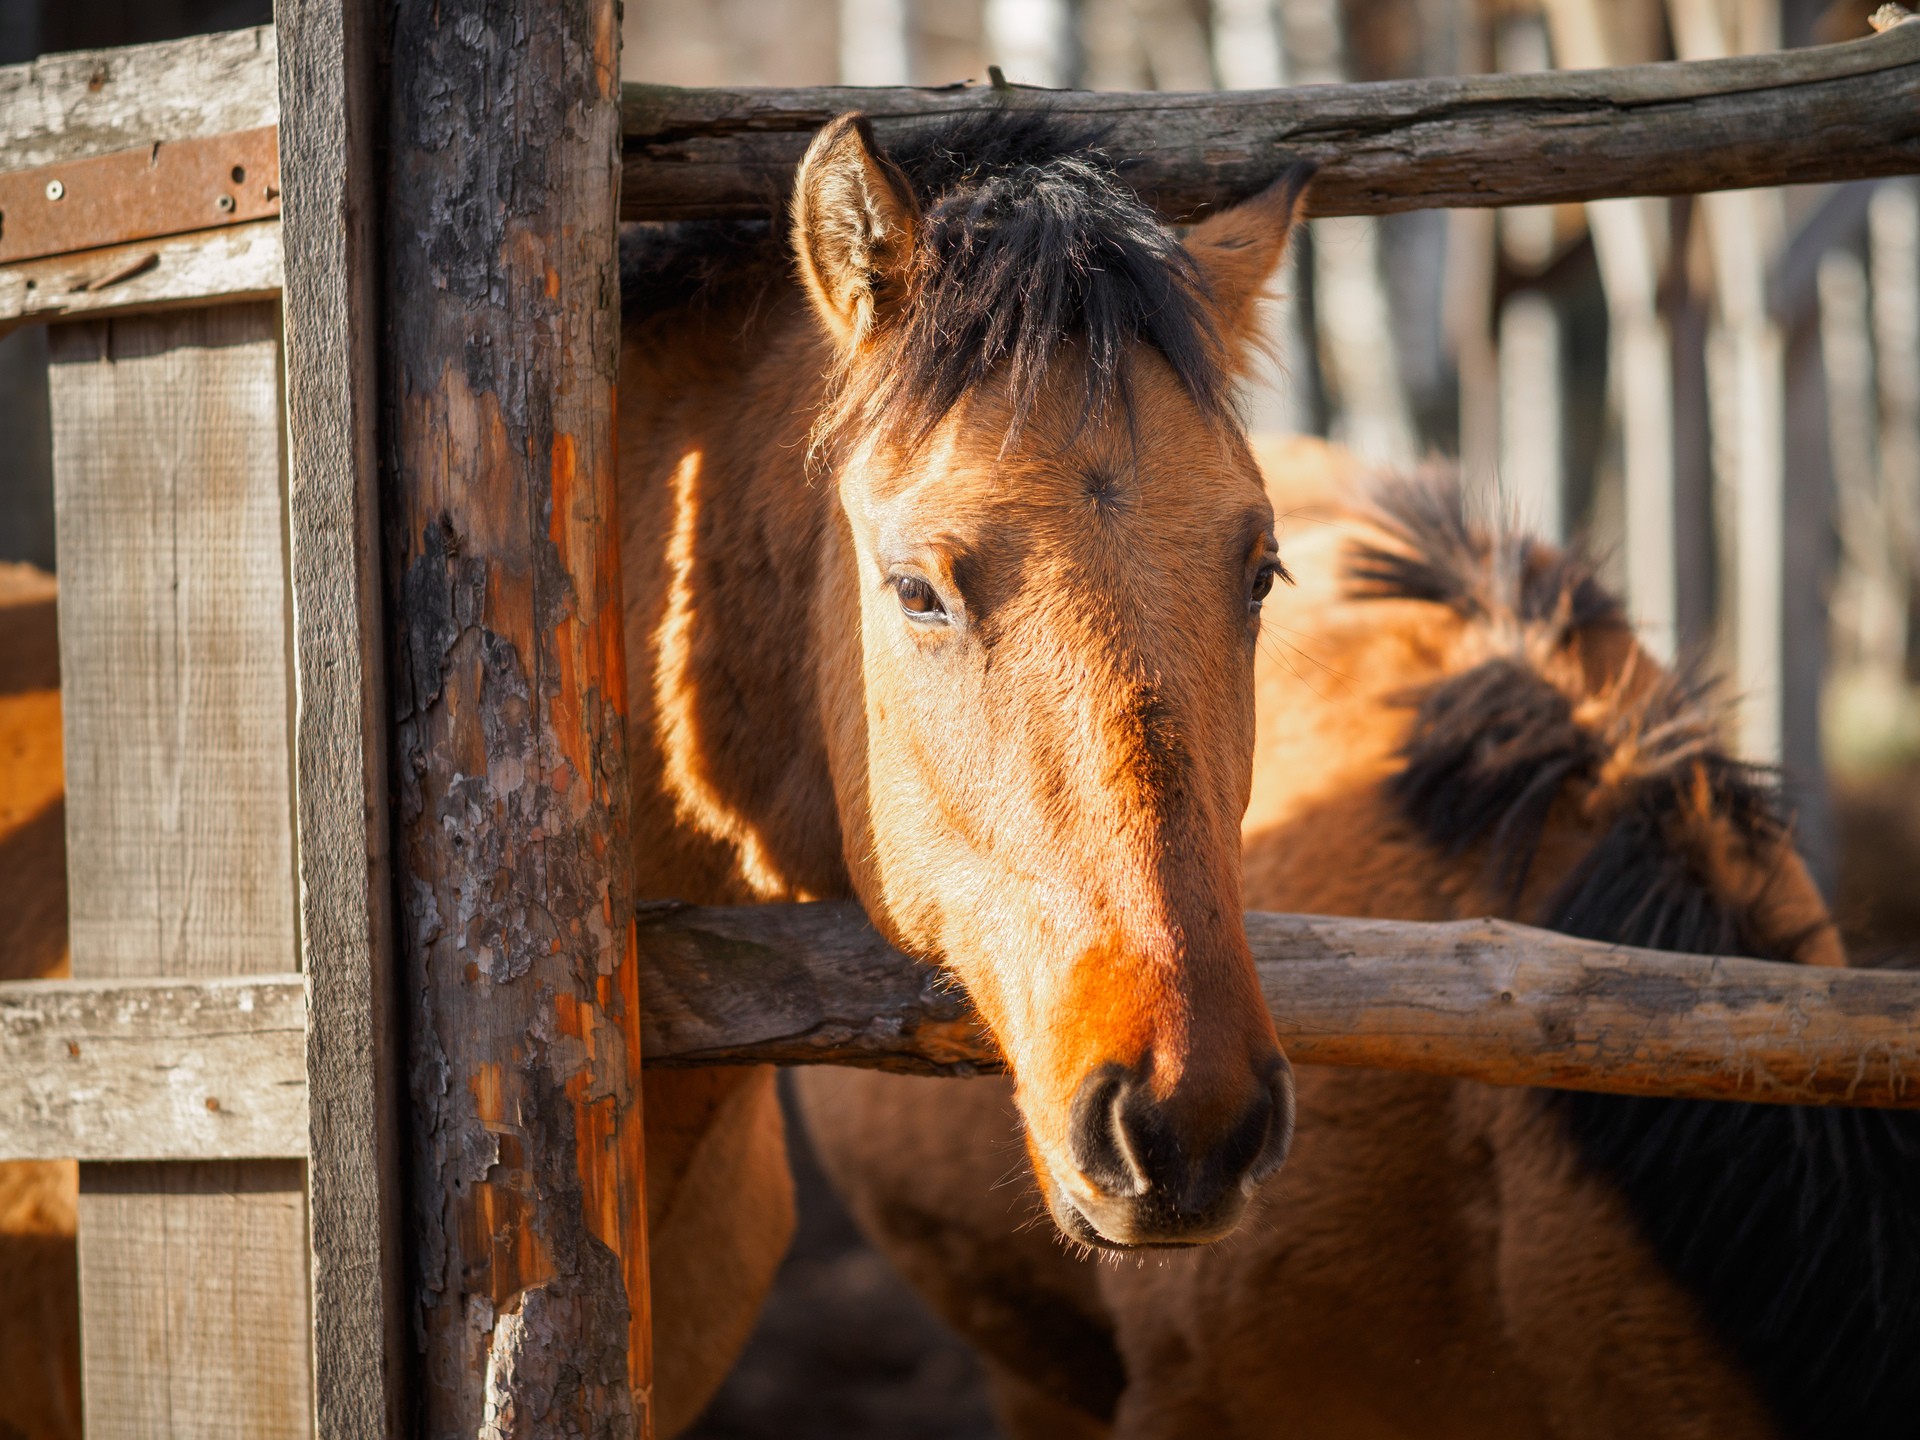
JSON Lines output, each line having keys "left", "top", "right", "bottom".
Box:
{"left": 5, "top": 905, "right": 1918, "bottom": 1163}
{"left": 620, "top": 19, "right": 1920, "bottom": 221}
{"left": 636, "top": 904, "right": 1920, "bottom": 1107}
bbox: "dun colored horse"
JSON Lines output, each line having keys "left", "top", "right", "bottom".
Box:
{"left": 798, "top": 474, "right": 1920, "bottom": 1439}
{"left": 620, "top": 112, "right": 1316, "bottom": 1429}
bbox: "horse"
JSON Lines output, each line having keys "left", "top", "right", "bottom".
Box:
{"left": 617, "top": 111, "right": 1319, "bottom": 1430}
{"left": 796, "top": 472, "right": 1920, "bottom": 1439}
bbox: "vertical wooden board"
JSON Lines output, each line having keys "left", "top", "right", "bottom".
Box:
{"left": 47, "top": 303, "right": 296, "bottom": 979}
{"left": 277, "top": 0, "right": 407, "bottom": 1431}
{"left": 46, "top": 303, "right": 312, "bottom": 1440}
{"left": 76, "top": 1161, "right": 313, "bottom": 1440}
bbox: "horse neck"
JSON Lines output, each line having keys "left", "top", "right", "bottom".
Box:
{"left": 619, "top": 303, "right": 851, "bottom": 904}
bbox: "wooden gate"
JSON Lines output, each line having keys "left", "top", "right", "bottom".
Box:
{"left": 1, "top": 5, "right": 1917, "bottom": 1437}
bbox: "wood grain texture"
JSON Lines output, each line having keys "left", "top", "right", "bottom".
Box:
{"left": 48, "top": 304, "right": 296, "bottom": 979}
{"left": 77, "top": 1160, "right": 312, "bottom": 1440}
{"left": 636, "top": 902, "right": 1920, "bottom": 1108}
{"left": 0, "top": 974, "right": 306, "bottom": 1161}
{"left": 385, "top": 1, "right": 652, "bottom": 1432}
{"left": 0, "top": 220, "right": 284, "bottom": 331}
{"left": 620, "top": 22, "right": 1920, "bottom": 221}
{"left": 47, "top": 302, "right": 311, "bottom": 1440}
{"left": 276, "top": 0, "right": 404, "bottom": 1434}
{"left": 0, "top": 26, "right": 277, "bottom": 169}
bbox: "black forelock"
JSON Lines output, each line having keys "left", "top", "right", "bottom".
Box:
{"left": 1355, "top": 476, "right": 1920, "bottom": 1440}
{"left": 860, "top": 109, "right": 1229, "bottom": 446}
{"left": 620, "top": 111, "right": 1230, "bottom": 447}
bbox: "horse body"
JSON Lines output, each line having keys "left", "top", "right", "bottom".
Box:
{"left": 799, "top": 470, "right": 1920, "bottom": 1439}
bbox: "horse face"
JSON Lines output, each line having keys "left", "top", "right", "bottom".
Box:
{"left": 794, "top": 114, "right": 1311, "bottom": 1247}
{"left": 827, "top": 375, "right": 1291, "bottom": 1245}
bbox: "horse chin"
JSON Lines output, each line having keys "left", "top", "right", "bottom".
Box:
{"left": 1040, "top": 1173, "right": 1249, "bottom": 1252}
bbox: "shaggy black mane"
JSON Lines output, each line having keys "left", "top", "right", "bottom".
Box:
{"left": 1353, "top": 478, "right": 1920, "bottom": 1440}
{"left": 621, "top": 110, "right": 1230, "bottom": 444}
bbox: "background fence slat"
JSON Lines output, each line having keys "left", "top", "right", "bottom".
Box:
{"left": 47, "top": 301, "right": 312, "bottom": 1440}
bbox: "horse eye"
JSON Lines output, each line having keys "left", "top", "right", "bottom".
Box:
{"left": 1249, "top": 560, "right": 1289, "bottom": 609}
{"left": 892, "top": 574, "right": 948, "bottom": 622}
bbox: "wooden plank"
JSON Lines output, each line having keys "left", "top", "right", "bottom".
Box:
{"left": 635, "top": 901, "right": 1920, "bottom": 1108}
{"left": 48, "top": 304, "right": 295, "bottom": 977}
{"left": 47, "top": 302, "right": 311, "bottom": 1440}
{"left": 76, "top": 1161, "right": 312, "bottom": 1440}
{"left": 0, "top": 974, "right": 306, "bottom": 1162}
{"left": 0, "top": 221, "right": 283, "bottom": 331}
{"left": 619, "top": 22, "right": 1920, "bottom": 221}
{"left": 386, "top": 0, "right": 653, "bottom": 1432}
{"left": 0, "top": 26, "right": 277, "bottom": 169}
{"left": 275, "top": 0, "right": 405, "bottom": 1434}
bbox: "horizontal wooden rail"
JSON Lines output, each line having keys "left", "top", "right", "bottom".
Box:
{"left": 637, "top": 902, "right": 1920, "bottom": 1107}
{"left": 6, "top": 906, "right": 1917, "bottom": 1159}
{"left": 620, "top": 21, "right": 1920, "bottom": 221}
{"left": 0, "top": 972, "right": 307, "bottom": 1160}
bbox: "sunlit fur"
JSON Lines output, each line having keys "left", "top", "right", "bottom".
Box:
{"left": 619, "top": 113, "right": 1312, "bottom": 1430}
{"left": 800, "top": 461, "right": 1920, "bottom": 1440}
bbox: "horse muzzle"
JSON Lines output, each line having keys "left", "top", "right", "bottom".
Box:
{"left": 1045, "top": 1050, "right": 1295, "bottom": 1248}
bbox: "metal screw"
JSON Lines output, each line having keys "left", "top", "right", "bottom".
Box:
{"left": 44, "top": 179, "right": 64, "bottom": 201}
{"left": 215, "top": 193, "right": 236, "bottom": 214}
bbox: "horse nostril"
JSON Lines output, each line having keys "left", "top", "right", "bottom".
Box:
{"left": 1068, "top": 1064, "right": 1144, "bottom": 1196}
{"left": 1249, "top": 1051, "right": 1296, "bottom": 1186}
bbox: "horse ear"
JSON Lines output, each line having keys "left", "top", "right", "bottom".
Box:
{"left": 1183, "top": 162, "right": 1317, "bottom": 367}
{"left": 791, "top": 113, "right": 918, "bottom": 349}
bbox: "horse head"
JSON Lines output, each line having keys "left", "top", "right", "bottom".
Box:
{"left": 793, "top": 111, "right": 1313, "bottom": 1247}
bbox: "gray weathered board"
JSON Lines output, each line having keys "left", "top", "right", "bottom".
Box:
{"left": 0, "top": 973, "right": 306, "bottom": 1161}
{"left": 48, "top": 303, "right": 312, "bottom": 1440}
{"left": 0, "top": 28, "right": 282, "bottom": 326}
{"left": 275, "top": 0, "right": 406, "bottom": 1433}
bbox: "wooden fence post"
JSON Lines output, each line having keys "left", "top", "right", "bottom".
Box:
{"left": 383, "top": 1, "right": 653, "bottom": 1434}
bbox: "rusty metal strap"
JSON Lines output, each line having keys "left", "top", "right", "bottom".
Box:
{"left": 0, "top": 125, "right": 280, "bottom": 265}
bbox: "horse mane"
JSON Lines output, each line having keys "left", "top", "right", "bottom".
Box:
{"left": 1350, "top": 476, "right": 1920, "bottom": 1440}
{"left": 620, "top": 109, "right": 1228, "bottom": 444}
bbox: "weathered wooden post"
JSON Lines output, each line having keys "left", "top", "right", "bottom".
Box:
{"left": 383, "top": 1, "right": 653, "bottom": 1433}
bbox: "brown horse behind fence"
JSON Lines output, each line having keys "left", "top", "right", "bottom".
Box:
{"left": 798, "top": 472, "right": 1920, "bottom": 1439}
{"left": 620, "top": 110, "right": 1320, "bottom": 1429}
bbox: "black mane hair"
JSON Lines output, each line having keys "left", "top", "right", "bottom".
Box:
{"left": 1352, "top": 477, "right": 1920, "bottom": 1440}
{"left": 620, "top": 109, "right": 1229, "bottom": 444}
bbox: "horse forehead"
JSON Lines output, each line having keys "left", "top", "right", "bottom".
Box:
{"left": 883, "top": 446, "right": 1263, "bottom": 550}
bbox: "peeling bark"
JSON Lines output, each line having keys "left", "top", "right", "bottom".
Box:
{"left": 384, "top": 0, "right": 650, "bottom": 1434}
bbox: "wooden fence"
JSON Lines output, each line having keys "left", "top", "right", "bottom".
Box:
{"left": 0, "top": 5, "right": 1917, "bottom": 1437}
